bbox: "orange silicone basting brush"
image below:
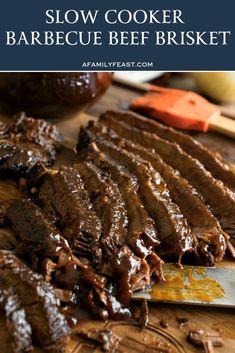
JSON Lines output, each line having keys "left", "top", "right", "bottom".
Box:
{"left": 113, "top": 76, "right": 235, "bottom": 138}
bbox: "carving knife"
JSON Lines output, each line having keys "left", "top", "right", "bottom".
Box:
{"left": 132, "top": 264, "right": 235, "bottom": 307}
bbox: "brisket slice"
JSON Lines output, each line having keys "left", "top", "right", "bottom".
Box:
{"left": 99, "top": 116, "right": 235, "bottom": 237}
{"left": 111, "top": 135, "right": 226, "bottom": 264}
{"left": 78, "top": 126, "right": 160, "bottom": 255}
{"left": 74, "top": 161, "right": 128, "bottom": 256}
{"left": 0, "top": 141, "right": 51, "bottom": 175}
{"left": 11, "top": 112, "right": 62, "bottom": 157}
{"left": 0, "top": 287, "right": 33, "bottom": 353}
{"left": 38, "top": 166, "right": 103, "bottom": 264}
{"left": 82, "top": 122, "right": 226, "bottom": 264}
{"left": 80, "top": 148, "right": 163, "bottom": 276}
{"left": 80, "top": 152, "right": 160, "bottom": 255}
{"left": 0, "top": 113, "right": 62, "bottom": 176}
{"left": 6, "top": 199, "right": 71, "bottom": 263}
{"left": 75, "top": 161, "right": 150, "bottom": 294}
{"left": 37, "top": 165, "right": 142, "bottom": 318}
{"left": 0, "top": 254, "right": 70, "bottom": 352}
{"left": 79, "top": 135, "right": 193, "bottom": 257}
{"left": 104, "top": 110, "right": 235, "bottom": 192}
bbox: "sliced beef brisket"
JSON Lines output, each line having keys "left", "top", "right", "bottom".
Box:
{"left": 79, "top": 135, "right": 193, "bottom": 257}
{"left": 0, "top": 113, "right": 62, "bottom": 177}
{"left": 80, "top": 148, "right": 163, "bottom": 277}
{"left": 37, "top": 165, "right": 148, "bottom": 318}
{"left": 74, "top": 161, "right": 150, "bottom": 293}
{"left": 6, "top": 199, "right": 71, "bottom": 264}
{"left": 74, "top": 161, "right": 128, "bottom": 256}
{"left": 38, "top": 166, "right": 102, "bottom": 264}
{"left": 81, "top": 122, "right": 226, "bottom": 265}
{"left": 11, "top": 112, "right": 62, "bottom": 157}
{"left": 0, "top": 141, "right": 51, "bottom": 176}
{"left": 0, "top": 254, "right": 70, "bottom": 352}
{"left": 0, "top": 287, "right": 33, "bottom": 353}
{"left": 81, "top": 151, "right": 160, "bottom": 256}
{"left": 103, "top": 110, "right": 235, "bottom": 192}
{"left": 112, "top": 136, "right": 226, "bottom": 264}
{"left": 99, "top": 115, "right": 235, "bottom": 237}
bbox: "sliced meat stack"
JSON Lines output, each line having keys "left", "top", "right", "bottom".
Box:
{"left": 99, "top": 111, "right": 235, "bottom": 236}
{"left": 86, "top": 138, "right": 193, "bottom": 257}
{"left": 37, "top": 165, "right": 158, "bottom": 319}
{"left": 0, "top": 112, "right": 62, "bottom": 177}
{"left": 0, "top": 109, "right": 235, "bottom": 345}
{"left": 128, "top": 108, "right": 235, "bottom": 192}
{"left": 77, "top": 110, "right": 234, "bottom": 266}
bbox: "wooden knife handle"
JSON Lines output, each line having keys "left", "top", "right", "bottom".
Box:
{"left": 209, "top": 115, "right": 235, "bottom": 139}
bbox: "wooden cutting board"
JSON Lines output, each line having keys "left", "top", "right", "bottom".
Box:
{"left": 1, "top": 82, "right": 235, "bottom": 353}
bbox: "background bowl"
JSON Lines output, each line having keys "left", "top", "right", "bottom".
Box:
{"left": 0, "top": 72, "right": 112, "bottom": 119}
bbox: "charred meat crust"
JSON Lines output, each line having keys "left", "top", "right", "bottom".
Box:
{"left": 0, "top": 141, "right": 51, "bottom": 176}
{"left": 6, "top": 199, "right": 71, "bottom": 261}
{"left": 11, "top": 112, "right": 62, "bottom": 154}
{"left": 0, "top": 254, "right": 70, "bottom": 352}
{"left": 0, "top": 287, "right": 33, "bottom": 353}
{"left": 0, "top": 113, "right": 62, "bottom": 176}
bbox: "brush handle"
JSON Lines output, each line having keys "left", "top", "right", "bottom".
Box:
{"left": 209, "top": 115, "right": 235, "bottom": 139}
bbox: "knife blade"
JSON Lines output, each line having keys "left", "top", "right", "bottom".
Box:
{"left": 132, "top": 264, "right": 235, "bottom": 307}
